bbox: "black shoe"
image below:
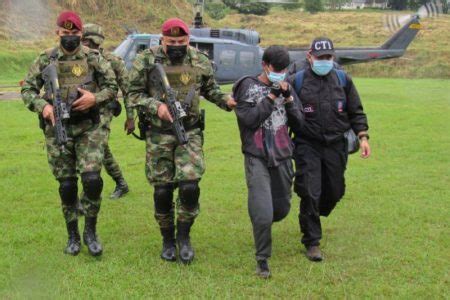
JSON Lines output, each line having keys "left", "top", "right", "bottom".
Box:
{"left": 176, "top": 221, "right": 195, "bottom": 264}
{"left": 306, "top": 245, "right": 323, "bottom": 262}
{"left": 160, "top": 226, "right": 176, "bottom": 262}
{"left": 110, "top": 177, "right": 129, "bottom": 199}
{"left": 64, "top": 220, "right": 81, "bottom": 256}
{"left": 256, "top": 260, "right": 271, "bottom": 279}
{"left": 83, "top": 217, "right": 103, "bottom": 256}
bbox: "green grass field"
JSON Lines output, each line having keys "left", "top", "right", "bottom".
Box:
{"left": 0, "top": 78, "right": 449, "bottom": 298}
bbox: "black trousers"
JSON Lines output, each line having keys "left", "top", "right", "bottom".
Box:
{"left": 244, "top": 155, "right": 294, "bottom": 260}
{"left": 293, "top": 138, "right": 348, "bottom": 247}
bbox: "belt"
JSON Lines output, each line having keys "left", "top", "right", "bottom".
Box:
{"left": 150, "top": 121, "right": 200, "bottom": 135}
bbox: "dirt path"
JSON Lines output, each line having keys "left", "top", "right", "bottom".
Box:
{"left": 0, "top": 91, "right": 21, "bottom": 100}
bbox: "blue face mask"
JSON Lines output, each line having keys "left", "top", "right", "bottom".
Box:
{"left": 312, "top": 59, "right": 334, "bottom": 76}
{"left": 266, "top": 69, "right": 286, "bottom": 83}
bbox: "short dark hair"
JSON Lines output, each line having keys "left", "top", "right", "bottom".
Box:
{"left": 262, "top": 46, "right": 290, "bottom": 71}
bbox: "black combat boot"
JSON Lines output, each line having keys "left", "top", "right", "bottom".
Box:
{"left": 160, "top": 226, "right": 176, "bottom": 262}
{"left": 176, "top": 220, "right": 195, "bottom": 264}
{"left": 64, "top": 220, "right": 81, "bottom": 256}
{"left": 256, "top": 259, "right": 271, "bottom": 279}
{"left": 83, "top": 217, "right": 103, "bottom": 256}
{"left": 110, "top": 177, "right": 129, "bottom": 199}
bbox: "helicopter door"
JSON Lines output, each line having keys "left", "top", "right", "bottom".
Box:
{"left": 214, "top": 45, "right": 259, "bottom": 83}
{"left": 215, "top": 45, "right": 237, "bottom": 83}
{"left": 237, "top": 48, "right": 259, "bottom": 77}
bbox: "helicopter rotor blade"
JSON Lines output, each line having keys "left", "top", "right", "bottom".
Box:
{"left": 383, "top": 0, "right": 445, "bottom": 32}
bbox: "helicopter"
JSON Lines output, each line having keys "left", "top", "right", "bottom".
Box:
{"left": 113, "top": 0, "right": 435, "bottom": 84}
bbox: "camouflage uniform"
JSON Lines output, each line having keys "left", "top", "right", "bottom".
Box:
{"left": 83, "top": 23, "right": 131, "bottom": 198}
{"left": 127, "top": 45, "right": 230, "bottom": 228}
{"left": 21, "top": 45, "right": 117, "bottom": 222}
{"left": 101, "top": 50, "right": 133, "bottom": 177}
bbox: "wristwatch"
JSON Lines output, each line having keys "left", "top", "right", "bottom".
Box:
{"left": 358, "top": 133, "right": 370, "bottom": 140}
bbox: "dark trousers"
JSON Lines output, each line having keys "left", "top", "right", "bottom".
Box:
{"left": 293, "top": 138, "right": 348, "bottom": 247}
{"left": 244, "top": 155, "right": 294, "bottom": 261}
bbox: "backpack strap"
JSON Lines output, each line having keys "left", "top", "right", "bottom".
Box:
{"left": 294, "top": 70, "right": 305, "bottom": 96}
{"left": 232, "top": 75, "right": 254, "bottom": 98}
{"left": 335, "top": 69, "right": 347, "bottom": 88}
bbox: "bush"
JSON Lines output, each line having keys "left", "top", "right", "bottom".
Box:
{"left": 238, "top": 2, "right": 270, "bottom": 15}
{"left": 281, "top": 2, "right": 302, "bottom": 10}
{"left": 206, "top": 2, "right": 229, "bottom": 20}
{"left": 304, "top": 0, "right": 323, "bottom": 13}
{"left": 223, "top": 0, "right": 240, "bottom": 9}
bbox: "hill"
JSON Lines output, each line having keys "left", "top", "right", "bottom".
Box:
{"left": 0, "top": 1, "right": 449, "bottom": 79}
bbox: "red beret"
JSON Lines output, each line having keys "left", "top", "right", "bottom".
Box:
{"left": 56, "top": 11, "right": 83, "bottom": 31}
{"left": 162, "top": 18, "right": 189, "bottom": 37}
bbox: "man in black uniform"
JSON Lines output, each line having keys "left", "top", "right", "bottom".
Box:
{"left": 289, "top": 37, "right": 371, "bottom": 262}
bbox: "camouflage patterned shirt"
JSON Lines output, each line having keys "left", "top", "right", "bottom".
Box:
{"left": 21, "top": 45, "right": 118, "bottom": 114}
{"left": 126, "top": 45, "right": 230, "bottom": 129}
{"left": 101, "top": 48, "right": 134, "bottom": 119}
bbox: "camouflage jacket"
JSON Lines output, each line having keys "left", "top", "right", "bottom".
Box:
{"left": 101, "top": 48, "right": 134, "bottom": 119}
{"left": 21, "top": 45, "right": 118, "bottom": 114}
{"left": 126, "top": 45, "right": 230, "bottom": 130}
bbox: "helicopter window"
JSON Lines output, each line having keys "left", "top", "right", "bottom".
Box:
{"left": 150, "top": 38, "right": 160, "bottom": 47}
{"left": 126, "top": 41, "right": 150, "bottom": 62}
{"left": 113, "top": 38, "right": 133, "bottom": 58}
{"left": 239, "top": 51, "right": 255, "bottom": 68}
{"left": 136, "top": 43, "right": 148, "bottom": 53}
{"left": 190, "top": 42, "right": 214, "bottom": 59}
{"left": 219, "top": 49, "right": 236, "bottom": 66}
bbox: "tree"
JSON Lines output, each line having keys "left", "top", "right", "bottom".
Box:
{"left": 326, "top": 0, "right": 347, "bottom": 10}
{"left": 206, "top": 2, "right": 229, "bottom": 20}
{"left": 237, "top": 2, "right": 271, "bottom": 15}
{"left": 388, "top": 0, "right": 408, "bottom": 10}
{"left": 304, "top": 0, "right": 324, "bottom": 13}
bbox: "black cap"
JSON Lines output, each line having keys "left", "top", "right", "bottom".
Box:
{"left": 310, "top": 37, "right": 335, "bottom": 57}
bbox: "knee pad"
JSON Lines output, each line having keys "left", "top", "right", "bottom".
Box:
{"left": 154, "top": 184, "right": 175, "bottom": 213}
{"left": 178, "top": 180, "right": 200, "bottom": 209}
{"left": 81, "top": 172, "right": 103, "bottom": 200}
{"left": 58, "top": 177, "right": 78, "bottom": 205}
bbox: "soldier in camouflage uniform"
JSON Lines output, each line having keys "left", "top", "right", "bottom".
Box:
{"left": 21, "top": 12, "right": 118, "bottom": 256}
{"left": 81, "top": 23, "right": 132, "bottom": 199}
{"left": 126, "top": 18, "right": 236, "bottom": 264}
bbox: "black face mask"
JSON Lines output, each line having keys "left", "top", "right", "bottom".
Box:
{"left": 166, "top": 45, "right": 187, "bottom": 64}
{"left": 61, "top": 35, "right": 81, "bottom": 53}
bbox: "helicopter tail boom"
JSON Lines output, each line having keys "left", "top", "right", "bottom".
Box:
{"left": 381, "top": 15, "right": 421, "bottom": 50}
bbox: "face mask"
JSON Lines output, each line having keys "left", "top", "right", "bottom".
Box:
{"left": 166, "top": 45, "right": 187, "bottom": 64}
{"left": 265, "top": 69, "right": 286, "bottom": 83}
{"left": 311, "top": 59, "right": 334, "bottom": 76}
{"left": 61, "top": 35, "right": 81, "bottom": 53}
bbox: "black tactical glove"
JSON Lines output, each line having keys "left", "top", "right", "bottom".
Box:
{"left": 281, "top": 85, "right": 291, "bottom": 98}
{"left": 270, "top": 84, "right": 282, "bottom": 98}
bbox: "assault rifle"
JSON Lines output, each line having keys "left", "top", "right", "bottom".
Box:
{"left": 42, "top": 63, "right": 69, "bottom": 150}
{"left": 148, "top": 63, "right": 189, "bottom": 145}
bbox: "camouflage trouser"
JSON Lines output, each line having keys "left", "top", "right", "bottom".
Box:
{"left": 103, "top": 144, "right": 123, "bottom": 180}
{"left": 146, "top": 128, "right": 204, "bottom": 225}
{"left": 44, "top": 119, "right": 108, "bottom": 223}
{"left": 100, "top": 112, "right": 123, "bottom": 180}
